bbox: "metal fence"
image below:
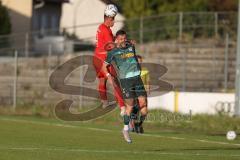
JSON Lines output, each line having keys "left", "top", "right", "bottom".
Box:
{"left": 124, "top": 12, "right": 237, "bottom": 43}
{"left": 0, "top": 12, "right": 238, "bottom": 56}
{"left": 0, "top": 12, "right": 238, "bottom": 109}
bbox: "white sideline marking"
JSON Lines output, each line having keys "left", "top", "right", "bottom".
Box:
{"left": 0, "top": 146, "right": 240, "bottom": 157}
{"left": 1, "top": 117, "right": 240, "bottom": 147}
{"left": 87, "top": 127, "right": 111, "bottom": 132}
{"left": 141, "top": 134, "right": 240, "bottom": 147}
{"left": 0, "top": 118, "right": 111, "bottom": 132}
{"left": 142, "top": 134, "right": 185, "bottom": 140}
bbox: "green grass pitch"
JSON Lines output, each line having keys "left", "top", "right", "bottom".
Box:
{"left": 0, "top": 115, "right": 239, "bottom": 160}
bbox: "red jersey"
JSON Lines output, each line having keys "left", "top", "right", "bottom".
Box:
{"left": 94, "top": 23, "right": 113, "bottom": 59}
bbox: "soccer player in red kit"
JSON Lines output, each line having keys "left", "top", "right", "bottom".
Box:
{"left": 93, "top": 4, "right": 125, "bottom": 115}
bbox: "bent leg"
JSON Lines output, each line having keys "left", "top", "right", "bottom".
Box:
{"left": 98, "top": 77, "right": 108, "bottom": 102}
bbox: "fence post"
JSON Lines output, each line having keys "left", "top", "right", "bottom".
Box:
{"left": 13, "top": 50, "right": 18, "bottom": 111}
{"left": 181, "top": 45, "right": 186, "bottom": 91}
{"left": 25, "top": 33, "right": 29, "bottom": 57}
{"left": 139, "top": 16, "right": 143, "bottom": 46}
{"left": 48, "top": 44, "right": 52, "bottom": 77}
{"left": 79, "top": 54, "right": 83, "bottom": 109}
{"left": 234, "top": 0, "right": 240, "bottom": 116}
{"left": 212, "top": 45, "right": 217, "bottom": 86}
{"left": 215, "top": 12, "right": 218, "bottom": 38}
{"left": 179, "top": 12, "right": 183, "bottom": 40}
{"left": 224, "top": 33, "right": 229, "bottom": 91}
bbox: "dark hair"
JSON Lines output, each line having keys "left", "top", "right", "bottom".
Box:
{"left": 116, "top": 30, "right": 126, "bottom": 37}
{"left": 104, "top": 15, "right": 108, "bottom": 20}
{"left": 136, "top": 55, "right": 142, "bottom": 60}
{"left": 104, "top": 15, "right": 115, "bottom": 21}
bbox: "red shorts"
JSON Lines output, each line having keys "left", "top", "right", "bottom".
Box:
{"left": 93, "top": 53, "right": 117, "bottom": 78}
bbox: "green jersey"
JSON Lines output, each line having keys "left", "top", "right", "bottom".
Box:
{"left": 105, "top": 45, "right": 141, "bottom": 79}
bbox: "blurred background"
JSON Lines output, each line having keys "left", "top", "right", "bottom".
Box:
{"left": 0, "top": 0, "right": 239, "bottom": 117}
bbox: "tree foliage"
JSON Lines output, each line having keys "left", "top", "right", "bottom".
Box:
{"left": 112, "top": 0, "right": 238, "bottom": 18}
{"left": 0, "top": 1, "right": 11, "bottom": 35}
{"left": 207, "top": 0, "right": 238, "bottom": 11}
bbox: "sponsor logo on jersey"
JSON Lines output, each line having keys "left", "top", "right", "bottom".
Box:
{"left": 128, "top": 47, "right": 133, "bottom": 52}
{"left": 121, "top": 52, "right": 134, "bottom": 59}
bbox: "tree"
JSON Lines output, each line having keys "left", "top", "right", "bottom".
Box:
{"left": 0, "top": 1, "right": 11, "bottom": 35}
{"left": 207, "top": 0, "right": 238, "bottom": 11}
{"left": 111, "top": 0, "right": 237, "bottom": 41}
{"left": 113, "top": 0, "right": 237, "bottom": 19}
{"left": 155, "top": 0, "right": 208, "bottom": 13}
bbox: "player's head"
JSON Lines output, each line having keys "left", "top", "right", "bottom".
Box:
{"left": 136, "top": 55, "right": 143, "bottom": 63}
{"left": 104, "top": 4, "right": 118, "bottom": 27}
{"left": 115, "top": 30, "right": 127, "bottom": 46}
{"left": 104, "top": 16, "right": 115, "bottom": 27}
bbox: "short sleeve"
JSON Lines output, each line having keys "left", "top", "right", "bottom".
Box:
{"left": 105, "top": 50, "right": 113, "bottom": 64}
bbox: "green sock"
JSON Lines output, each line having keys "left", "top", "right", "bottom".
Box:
{"left": 123, "top": 115, "right": 130, "bottom": 125}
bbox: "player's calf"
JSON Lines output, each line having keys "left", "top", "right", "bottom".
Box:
{"left": 138, "top": 99, "right": 148, "bottom": 134}
{"left": 129, "top": 104, "right": 139, "bottom": 132}
{"left": 122, "top": 114, "right": 132, "bottom": 143}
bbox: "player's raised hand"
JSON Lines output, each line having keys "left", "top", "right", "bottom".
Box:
{"left": 129, "top": 39, "right": 136, "bottom": 46}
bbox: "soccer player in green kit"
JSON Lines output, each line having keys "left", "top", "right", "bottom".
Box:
{"left": 102, "top": 30, "right": 148, "bottom": 143}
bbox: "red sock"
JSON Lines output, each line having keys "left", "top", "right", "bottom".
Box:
{"left": 98, "top": 78, "right": 107, "bottom": 101}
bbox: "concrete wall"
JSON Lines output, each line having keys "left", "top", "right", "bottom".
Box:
{"left": 60, "top": 0, "right": 125, "bottom": 42}
{"left": 148, "top": 91, "right": 235, "bottom": 115}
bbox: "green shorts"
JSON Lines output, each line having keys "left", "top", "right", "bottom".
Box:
{"left": 119, "top": 75, "right": 147, "bottom": 99}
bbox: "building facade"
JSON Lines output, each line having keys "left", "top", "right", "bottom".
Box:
{"left": 1, "top": 0, "right": 125, "bottom": 54}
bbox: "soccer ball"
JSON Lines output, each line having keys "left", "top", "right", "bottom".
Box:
{"left": 104, "top": 4, "right": 118, "bottom": 17}
{"left": 226, "top": 131, "right": 237, "bottom": 140}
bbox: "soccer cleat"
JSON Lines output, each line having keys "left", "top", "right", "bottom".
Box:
{"left": 102, "top": 101, "right": 116, "bottom": 108}
{"left": 134, "top": 122, "right": 140, "bottom": 133}
{"left": 138, "top": 124, "right": 144, "bottom": 134}
{"left": 122, "top": 129, "right": 132, "bottom": 143}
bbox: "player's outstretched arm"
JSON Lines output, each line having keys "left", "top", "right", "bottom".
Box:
{"left": 101, "top": 62, "right": 114, "bottom": 84}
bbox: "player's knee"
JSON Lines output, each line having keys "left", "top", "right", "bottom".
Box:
{"left": 125, "top": 107, "right": 132, "bottom": 116}
{"left": 140, "top": 107, "right": 148, "bottom": 116}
